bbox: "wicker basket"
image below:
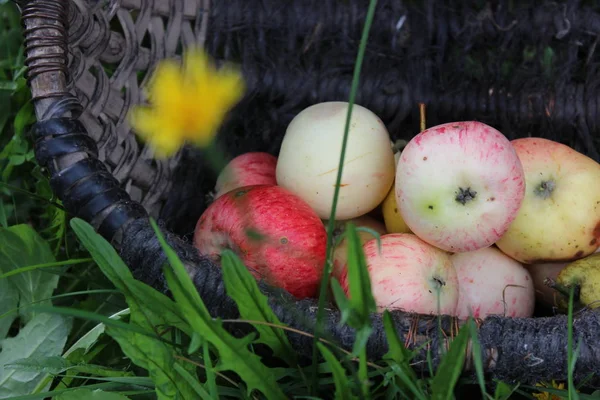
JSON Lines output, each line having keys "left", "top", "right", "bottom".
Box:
{"left": 17, "top": 0, "right": 600, "bottom": 387}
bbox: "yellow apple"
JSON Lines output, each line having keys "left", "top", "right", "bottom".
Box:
{"left": 381, "top": 150, "right": 412, "bottom": 233}
{"left": 496, "top": 137, "right": 600, "bottom": 264}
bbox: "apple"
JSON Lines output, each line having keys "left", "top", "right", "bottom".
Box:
{"left": 395, "top": 121, "right": 526, "bottom": 253}
{"left": 214, "top": 152, "right": 278, "bottom": 198}
{"left": 381, "top": 147, "right": 412, "bottom": 234}
{"left": 524, "top": 262, "right": 565, "bottom": 309}
{"left": 193, "top": 185, "right": 327, "bottom": 298}
{"left": 451, "top": 246, "right": 535, "bottom": 319}
{"left": 276, "top": 101, "right": 396, "bottom": 220}
{"left": 327, "top": 215, "right": 387, "bottom": 281}
{"left": 339, "top": 233, "right": 458, "bottom": 315}
{"left": 526, "top": 248, "right": 600, "bottom": 308}
{"left": 495, "top": 137, "right": 600, "bottom": 263}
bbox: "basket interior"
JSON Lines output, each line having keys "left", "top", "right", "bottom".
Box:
{"left": 59, "top": 0, "right": 600, "bottom": 238}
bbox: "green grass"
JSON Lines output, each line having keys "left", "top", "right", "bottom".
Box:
{"left": 0, "top": 0, "right": 590, "bottom": 399}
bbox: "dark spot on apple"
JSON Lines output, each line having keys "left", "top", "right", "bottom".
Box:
{"left": 245, "top": 228, "right": 266, "bottom": 242}
{"left": 428, "top": 205, "right": 434, "bottom": 210}
{"left": 591, "top": 238, "right": 597, "bottom": 246}
{"left": 455, "top": 187, "right": 477, "bottom": 205}
{"left": 488, "top": 197, "right": 495, "bottom": 202}
{"left": 594, "top": 220, "right": 600, "bottom": 239}
{"left": 394, "top": 207, "right": 398, "bottom": 213}
{"left": 575, "top": 250, "right": 584, "bottom": 258}
{"left": 423, "top": 156, "right": 428, "bottom": 161}
{"left": 235, "top": 189, "right": 248, "bottom": 197}
{"left": 280, "top": 237, "right": 289, "bottom": 245}
{"left": 452, "top": 125, "right": 460, "bottom": 129}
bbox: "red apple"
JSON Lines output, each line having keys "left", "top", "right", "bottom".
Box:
{"left": 451, "top": 246, "right": 535, "bottom": 319}
{"left": 339, "top": 233, "right": 459, "bottom": 315}
{"left": 214, "top": 152, "right": 278, "bottom": 198}
{"left": 193, "top": 185, "right": 327, "bottom": 298}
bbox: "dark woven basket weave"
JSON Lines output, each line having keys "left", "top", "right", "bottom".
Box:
{"left": 16, "top": 0, "right": 600, "bottom": 388}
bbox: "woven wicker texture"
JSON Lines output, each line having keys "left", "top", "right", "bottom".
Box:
{"left": 18, "top": 0, "right": 600, "bottom": 387}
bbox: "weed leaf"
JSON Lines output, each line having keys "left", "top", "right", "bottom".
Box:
{"left": 220, "top": 249, "right": 296, "bottom": 365}
{"left": 150, "top": 218, "right": 288, "bottom": 399}
{"left": 317, "top": 343, "right": 357, "bottom": 400}
{"left": 0, "top": 313, "right": 71, "bottom": 397}
{"left": 0, "top": 224, "right": 60, "bottom": 323}
{"left": 69, "top": 218, "right": 190, "bottom": 333}
{"left": 430, "top": 322, "right": 470, "bottom": 400}
{"left": 52, "top": 388, "right": 132, "bottom": 400}
{"left": 0, "top": 273, "right": 18, "bottom": 339}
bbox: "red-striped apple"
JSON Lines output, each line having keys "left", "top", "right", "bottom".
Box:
{"left": 214, "top": 152, "right": 278, "bottom": 198}
{"left": 395, "top": 121, "right": 526, "bottom": 253}
{"left": 451, "top": 246, "right": 535, "bottom": 319}
{"left": 339, "top": 233, "right": 458, "bottom": 315}
{"left": 193, "top": 185, "right": 327, "bottom": 298}
{"left": 327, "top": 215, "right": 387, "bottom": 281}
{"left": 496, "top": 137, "right": 600, "bottom": 263}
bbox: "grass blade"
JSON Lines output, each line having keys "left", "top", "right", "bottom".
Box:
{"left": 429, "top": 323, "right": 470, "bottom": 400}
{"left": 311, "top": 0, "right": 379, "bottom": 392}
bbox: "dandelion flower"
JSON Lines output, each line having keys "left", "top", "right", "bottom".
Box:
{"left": 128, "top": 47, "right": 245, "bottom": 158}
{"left": 532, "top": 380, "right": 566, "bottom": 400}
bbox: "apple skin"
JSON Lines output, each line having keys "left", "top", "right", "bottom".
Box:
{"left": 214, "top": 152, "right": 278, "bottom": 198}
{"left": 395, "top": 121, "right": 526, "bottom": 253}
{"left": 276, "top": 101, "right": 396, "bottom": 220}
{"left": 451, "top": 246, "right": 535, "bottom": 319}
{"left": 327, "top": 215, "right": 387, "bottom": 281}
{"left": 193, "top": 185, "right": 327, "bottom": 298}
{"left": 495, "top": 137, "right": 600, "bottom": 264}
{"left": 524, "top": 262, "right": 565, "bottom": 309}
{"left": 339, "top": 233, "right": 458, "bottom": 315}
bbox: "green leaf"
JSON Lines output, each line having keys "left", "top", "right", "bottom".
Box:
{"left": 220, "top": 249, "right": 296, "bottom": 365}
{"left": 172, "top": 362, "right": 213, "bottom": 400}
{"left": 150, "top": 218, "right": 288, "bottom": 400}
{"left": 381, "top": 310, "right": 427, "bottom": 399}
{"left": 493, "top": 380, "right": 518, "bottom": 400}
{"left": 202, "top": 341, "right": 218, "bottom": 399}
{"left": 104, "top": 324, "right": 198, "bottom": 400}
{"left": 0, "top": 224, "right": 60, "bottom": 323}
{"left": 52, "top": 388, "right": 132, "bottom": 400}
{"left": 345, "top": 222, "right": 376, "bottom": 323}
{"left": 429, "top": 322, "right": 471, "bottom": 400}
{"left": 69, "top": 218, "right": 190, "bottom": 334}
{"left": 6, "top": 355, "right": 134, "bottom": 378}
{"left": 317, "top": 343, "right": 356, "bottom": 400}
{"left": 0, "top": 313, "right": 72, "bottom": 397}
{"left": 0, "top": 199, "right": 7, "bottom": 227}
{"left": 466, "top": 318, "right": 489, "bottom": 399}
{"left": 0, "top": 273, "right": 18, "bottom": 339}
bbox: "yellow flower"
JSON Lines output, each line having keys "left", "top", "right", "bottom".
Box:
{"left": 532, "top": 380, "right": 566, "bottom": 400}
{"left": 128, "top": 47, "right": 245, "bottom": 158}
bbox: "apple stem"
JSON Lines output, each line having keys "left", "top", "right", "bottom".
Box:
{"left": 543, "top": 277, "right": 583, "bottom": 308}
{"left": 419, "top": 103, "right": 426, "bottom": 132}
